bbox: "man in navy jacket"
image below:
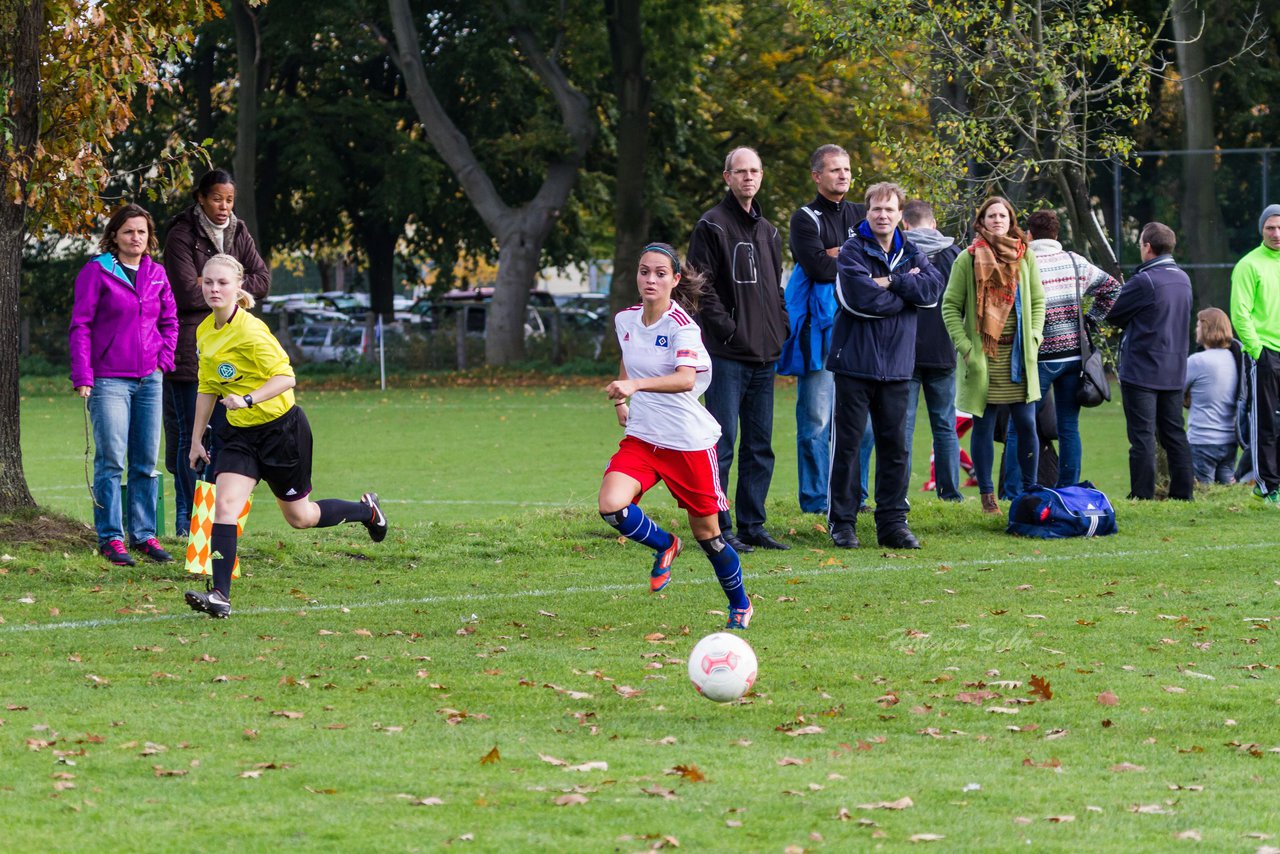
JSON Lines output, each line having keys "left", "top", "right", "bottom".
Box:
{"left": 826, "top": 183, "right": 945, "bottom": 549}
{"left": 1105, "top": 221, "right": 1194, "bottom": 500}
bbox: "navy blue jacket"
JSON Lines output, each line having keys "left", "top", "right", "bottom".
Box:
{"left": 1105, "top": 254, "right": 1193, "bottom": 391}
{"left": 826, "top": 221, "right": 945, "bottom": 381}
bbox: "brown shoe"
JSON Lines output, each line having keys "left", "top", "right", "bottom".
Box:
{"left": 980, "top": 493, "right": 1000, "bottom": 514}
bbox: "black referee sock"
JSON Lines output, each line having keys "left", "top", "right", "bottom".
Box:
{"left": 316, "top": 498, "right": 369, "bottom": 528}
{"left": 210, "top": 522, "right": 238, "bottom": 597}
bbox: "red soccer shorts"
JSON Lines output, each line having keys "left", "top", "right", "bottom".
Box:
{"left": 605, "top": 436, "right": 729, "bottom": 518}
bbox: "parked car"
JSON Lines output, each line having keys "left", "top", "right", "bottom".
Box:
{"left": 435, "top": 289, "right": 546, "bottom": 340}
{"left": 285, "top": 321, "right": 406, "bottom": 363}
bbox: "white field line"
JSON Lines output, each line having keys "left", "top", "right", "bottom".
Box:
{"left": 3, "top": 540, "right": 1277, "bottom": 636}
{"left": 31, "top": 484, "right": 578, "bottom": 507}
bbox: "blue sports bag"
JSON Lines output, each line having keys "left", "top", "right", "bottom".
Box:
{"left": 1006, "top": 482, "right": 1117, "bottom": 539}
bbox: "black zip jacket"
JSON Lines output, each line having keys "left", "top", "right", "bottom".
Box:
{"left": 687, "top": 191, "right": 788, "bottom": 363}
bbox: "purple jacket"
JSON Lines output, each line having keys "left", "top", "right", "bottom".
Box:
{"left": 68, "top": 253, "right": 178, "bottom": 388}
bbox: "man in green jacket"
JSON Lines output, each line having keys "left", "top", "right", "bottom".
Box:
{"left": 1231, "top": 204, "right": 1280, "bottom": 504}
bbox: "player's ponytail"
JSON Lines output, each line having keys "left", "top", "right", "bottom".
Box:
{"left": 202, "top": 253, "right": 255, "bottom": 309}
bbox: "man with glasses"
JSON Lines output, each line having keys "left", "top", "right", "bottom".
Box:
{"left": 687, "top": 147, "right": 790, "bottom": 552}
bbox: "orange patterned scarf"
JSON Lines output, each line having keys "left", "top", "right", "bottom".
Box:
{"left": 970, "top": 228, "right": 1026, "bottom": 357}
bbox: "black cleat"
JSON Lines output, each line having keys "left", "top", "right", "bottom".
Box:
{"left": 361, "top": 492, "right": 388, "bottom": 543}
{"left": 185, "top": 588, "right": 231, "bottom": 619}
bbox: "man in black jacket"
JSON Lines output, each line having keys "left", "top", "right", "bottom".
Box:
{"left": 900, "top": 200, "right": 963, "bottom": 502}
{"left": 827, "top": 183, "right": 944, "bottom": 549}
{"left": 687, "top": 147, "right": 790, "bottom": 552}
{"left": 1105, "top": 222, "right": 1194, "bottom": 500}
{"left": 782, "top": 144, "right": 866, "bottom": 515}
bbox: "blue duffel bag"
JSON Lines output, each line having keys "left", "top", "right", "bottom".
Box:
{"left": 1006, "top": 482, "right": 1117, "bottom": 538}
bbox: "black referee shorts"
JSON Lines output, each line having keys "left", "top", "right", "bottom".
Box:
{"left": 214, "top": 405, "right": 314, "bottom": 501}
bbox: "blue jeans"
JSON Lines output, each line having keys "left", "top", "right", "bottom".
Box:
{"left": 971, "top": 402, "right": 1038, "bottom": 495}
{"left": 906, "top": 367, "right": 962, "bottom": 501}
{"left": 795, "top": 369, "right": 833, "bottom": 513}
{"left": 859, "top": 415, "right": 873, "bottom": 508}
{"left": 1190, "top": 442, "right": 1237, "bottom": 484}
{"left": 89, "top": 371, "right": 163, "bottom": 545}
{"left": 705, "top": 356, "right": 777, "bottom": 535}
{"left": 1038, "top": 360, "right": 1082, "bottom": 486}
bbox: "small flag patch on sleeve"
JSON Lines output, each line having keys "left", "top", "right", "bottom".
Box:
{"left": 676, "top": 349, "right": 697, "bottom": 359}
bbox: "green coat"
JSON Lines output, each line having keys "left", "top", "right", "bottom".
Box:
{"left": 941, "top": 249, "right": 1045, "bottom": 413}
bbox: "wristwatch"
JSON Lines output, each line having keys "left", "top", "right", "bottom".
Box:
{"left": 244, "top": 394, "right": 255, "bottom": 408}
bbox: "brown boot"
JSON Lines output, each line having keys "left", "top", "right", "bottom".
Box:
{"left": 980, "top": 493, "right": 1000, "bottom": 514}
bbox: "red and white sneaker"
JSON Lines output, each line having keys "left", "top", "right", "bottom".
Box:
{"left": 650, "top": 535, "right": 681, "bottom": 593}
{"left": 726, "top": 604, "right": 753, "bottom": 630}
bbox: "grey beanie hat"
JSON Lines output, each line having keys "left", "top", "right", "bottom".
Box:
{"left": 1261, "top": 204, "right": 1280, "bottom": 234}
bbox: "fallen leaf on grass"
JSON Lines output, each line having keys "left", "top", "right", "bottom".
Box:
{"left": 1129, "top": 804, "right": 1174, "bottom": 814}
{"left": 955, "top": 691, "right": 998, "bottom": 705}
{"left": 1028, "top": 675, "right": 1053, "bottom": 701}
{"left": 479, "top": 746, "right": 500, "bottom": 765}
{"left": 1023, "top": 757, "right": 1062, "bottom": 769}
{"left": 783, "top": 725, "right": 825, "bottom": 737}
{"left": 666, "top": 764, "right": 705, "bottom": 782}
{"left": 910, "top": 834, "right": 945, "bottom": 842}
{"left": 304, "top": 786, "right": 337, "bottom": 795}
{"left": 567, "top": 761, "right": 608, "bottom": 772}
{"left": 1098, "top": 691, "right": 1119, "bottom": 706}
{"left": 987, "top": 707, "right": 1019, "bottom": 715}
{"left": 777, "top": 757, "right": 808, "bottom": 766}
{"left": 554, "top": 793, "right": 588, "bottom": 806}
{"left": 1173, "top": 830, "right": 1202, "bottom": 841}
{"left": 641, "top": 785, "right": 678, "bottom": 800}
{"left": 409, "top": 797, "right": 444, "bottom": 806}
{"left": 271, "top": 710, "right": 303, "bottom": 720}
{"left": 857, "top": 796, "right": 913, "bottom": 810}
{"left": 1110, "top": 762, "right": 1144, "bottom": 772}
{"left": 1046, "top": 815, "right": 1075, "bottom": 823}
{"left": 152, "top": 766, "right": 187, "bottom": 777}
{"left": 1163, "top": 686, "right": 1187, "bottom": 694}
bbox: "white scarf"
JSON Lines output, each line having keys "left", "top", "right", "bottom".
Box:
{"left": 196, "top": 206, "right": 236, "bottom": 254}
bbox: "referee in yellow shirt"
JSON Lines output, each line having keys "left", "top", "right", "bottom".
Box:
{"left": 183, "top": 254, "right": 387, "bottom": 618}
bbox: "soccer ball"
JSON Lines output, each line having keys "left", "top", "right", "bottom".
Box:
{"left": 687, "top": 632, "right": 758, "bottom": 703}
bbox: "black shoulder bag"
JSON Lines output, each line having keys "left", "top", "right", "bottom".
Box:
{"left": 1071, "top": 253, "right": 1110, "bottom": 407}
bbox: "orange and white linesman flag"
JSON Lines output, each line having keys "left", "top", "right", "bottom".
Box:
{"left": 185, "top": 479, "right": 252, "bottom": 578}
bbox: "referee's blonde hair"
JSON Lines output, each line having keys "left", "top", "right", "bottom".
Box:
{"left": 203, "top": 253, "right": 255, "bottom": 309}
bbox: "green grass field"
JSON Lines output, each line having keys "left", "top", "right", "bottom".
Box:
{"left": 4, "top": 379, "right": 1279, "bottom": 852}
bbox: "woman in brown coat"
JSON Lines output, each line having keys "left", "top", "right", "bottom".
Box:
{"left": 162, "top": 168, "right": 271, "bottom": 536}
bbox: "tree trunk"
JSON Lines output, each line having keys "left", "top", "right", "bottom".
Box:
{"left": 1172, "top": 0, "right": 1232, "bottom": 309}
{"left": 359, "top": 217, "right": 400, "bottom": 319}
{"left": 232, "top": 0, "right": 261, "bottom": 243}
{"left": 0, "top": 0, "right": 41, "bottom": 512}
{"left": 606, "top": 0, "right": 650, "bottom": 317}
{"left": 385, "top": 0, "right": 595, "bottom": 366}
{"left": 1055, "top": 163, "right": 1122, "bottom": 280}
{"left": 194, "top": 34, "right": 216, "bottom": 142}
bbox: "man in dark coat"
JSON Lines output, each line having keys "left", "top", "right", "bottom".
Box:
{"left": 687, "top": 147, "right": 790, "bottom": 552}
{"left": 1105, "top": 221, "right": 1194, "bottom": 500}
{"left": 827, "top": 183, "right": 944, "bottom": 549}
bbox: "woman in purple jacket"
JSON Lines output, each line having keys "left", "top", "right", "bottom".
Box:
{"left": 70, "top": 203, "right": 179, "bottom": 566}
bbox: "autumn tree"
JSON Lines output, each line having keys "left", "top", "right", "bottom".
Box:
{"left": 0, "top": 0, "right": 216, "bottom": 513}
{"left": 794, "top": 0, "right": 1168, "bottom": 273}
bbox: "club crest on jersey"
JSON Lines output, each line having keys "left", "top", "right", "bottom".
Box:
{"left": 655, "top": 335, "right": 669, "bottom": 348}
{"left": 217, "top": 362, "right": 236, "bottom": 380}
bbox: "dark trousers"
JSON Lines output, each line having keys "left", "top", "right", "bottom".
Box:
{"left": 828, "top": 374, "right": 911, "bottom": 537}
{"left": 704, "top": 356, "right": 777, "bottom": 535}
{"left": 1248, "top": 349, "right": 1280, "bottom": 493}
{"left": 163, "top": 377, "right": 225, "bottom": 535}
{"left": 1120, "top": 382, "right": 1194, "bottom": 500}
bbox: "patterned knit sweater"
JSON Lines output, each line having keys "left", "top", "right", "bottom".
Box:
{"left": 1029, "top": 239, "right": 1122, "bottom": 362}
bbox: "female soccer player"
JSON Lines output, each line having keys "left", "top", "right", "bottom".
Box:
{"left": 183, "top": 254, "right": 387, "bottom": 619}
{"left": 597, "top": 243, "right": 753, "bottom": 630}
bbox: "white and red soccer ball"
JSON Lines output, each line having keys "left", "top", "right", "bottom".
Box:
{"left": 687, "top": 632, "right": 758, "bottom": 703}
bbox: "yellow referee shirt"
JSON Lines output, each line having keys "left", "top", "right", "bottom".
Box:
{"left": 196, "top": 307, "right": 295, "bottom": 427}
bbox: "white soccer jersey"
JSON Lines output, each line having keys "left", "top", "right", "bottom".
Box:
{"left": 615, "top": 303, "right": 721, "bottom": 451}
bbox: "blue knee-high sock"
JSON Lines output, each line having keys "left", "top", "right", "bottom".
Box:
{"left": 699, "top": 535, "right": 749, "bottom": 609}
{"left": 600, "top": 504, "right": 673, "bottom": 552}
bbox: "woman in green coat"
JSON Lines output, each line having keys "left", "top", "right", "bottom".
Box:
{"left": 941, "top": 197, "right": 1045, "bottom": 513}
